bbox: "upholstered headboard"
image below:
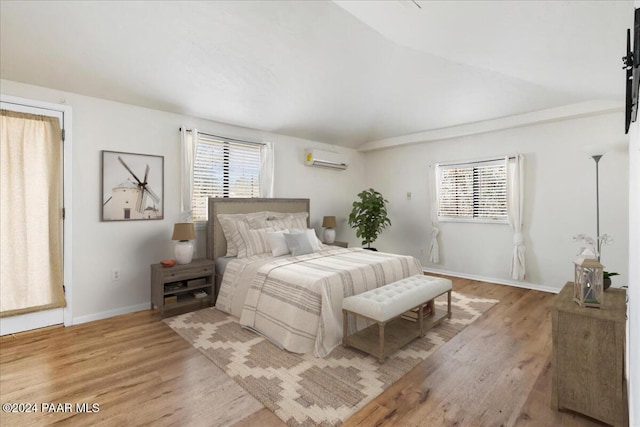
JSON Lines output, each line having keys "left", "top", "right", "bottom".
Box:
{"left": 206, "top": 198, "right": 310, "bottom": 261}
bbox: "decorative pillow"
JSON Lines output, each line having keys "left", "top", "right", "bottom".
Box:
{"left": 263, "top": 212, "right": 309, "bottom": 230}
{"left": 218, "top": 212, "right": 269, "bottom": 256}
{"left": 289, "top": 228, "right": 323, "bottom": 251}
{"left": 218, "top": 214, "right": 248, "bottom": 256}
{"left": 246, "top": 211, "right": 289, "bottom": 228}
{"left": 267, "top": 211, "right": 290, "bottom": 220}
{"left": 284, "top": 232, "right": 315, "bottom": 256}
{"left": 247, "top": 217, "right": 268, "bottom": 229}
{"left": 228, "top": 230, "right": 246, "bottom": 258}
{"left": 265, "top": 229, "right": 290, "bottom": 257}
{"left": 237, "top": 227, "right": 275, "bottom": 258}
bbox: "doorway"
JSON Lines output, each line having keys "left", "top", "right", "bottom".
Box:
{"left": 0, "top": 95, "right": 73, "bottom": 334}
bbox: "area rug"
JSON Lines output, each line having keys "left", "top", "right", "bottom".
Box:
{"left": 165, "top": 292, "right": 498, "bottom": 426}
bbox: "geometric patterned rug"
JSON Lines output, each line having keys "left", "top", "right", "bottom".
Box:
{"left": 165, "top": 292, "right": 498, "bottom": 426}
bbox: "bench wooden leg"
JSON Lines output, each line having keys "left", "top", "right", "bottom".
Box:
{"left": 378, "top": 322, "right": 385, "bottom": 363}
{"left": 342, "top": 310, "right": 348, "bottom": 347}
{"left": 418, "top": 303, "right": 425, "bottom": 337}
{"left": 447, "top": 290, "right": 452, "bottom": 319}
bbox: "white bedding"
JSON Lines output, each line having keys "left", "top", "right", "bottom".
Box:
{"left": 215, "top": 247, "right": 422, "bottom": 357}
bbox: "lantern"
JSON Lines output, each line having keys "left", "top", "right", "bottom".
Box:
{"left": 573, "top": 257, "right": 604, "bottom": 308}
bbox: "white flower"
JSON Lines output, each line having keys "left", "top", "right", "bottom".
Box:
{"left": 572, "top": 234, "right": 613, "bottom": 258}
{"left": 600, "top": 234, "right": 614, "bottom": 245}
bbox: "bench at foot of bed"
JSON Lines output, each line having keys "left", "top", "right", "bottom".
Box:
{"left": 342, "top": 275, "right": 452, "bottom": 363}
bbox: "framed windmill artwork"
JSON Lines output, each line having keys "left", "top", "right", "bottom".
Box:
{"left": 101, "top": 151, "right": 164, "bottom": 221}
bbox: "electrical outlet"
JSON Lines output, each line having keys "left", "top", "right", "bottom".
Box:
{"left": 112, "top": 269, "right": 120, "bottom": 281}
{"left": 406, "top": 192, "right": 412, "bottom": 200}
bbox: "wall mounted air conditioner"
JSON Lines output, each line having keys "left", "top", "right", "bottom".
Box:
{"left": 304, "top": 149, "right": 348, "bottom": 170}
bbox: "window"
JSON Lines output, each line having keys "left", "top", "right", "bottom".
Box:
{"left": 191, "top": 134, "right": 262, "bottom": 221}
{"left": 436, "top": 158, "right": 507, "bottom": 222}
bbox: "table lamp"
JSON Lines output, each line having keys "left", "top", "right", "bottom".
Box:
{"left": 322, "top": 216, "right": 337, "bottom": 244}
{"left": 172, "top": 223, "right": 196, "bottom": 264}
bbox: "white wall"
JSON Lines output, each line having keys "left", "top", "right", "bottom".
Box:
{"left": 0, "top": 79, "right": 365, "bottom": 323}
{"left": 364, "top": 112, "right": 629, "bottom": 292}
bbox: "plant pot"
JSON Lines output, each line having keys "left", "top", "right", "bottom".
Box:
{"left": 364, "top": 247, "right": 378, "bottom": 251}
{"left": 603, "top": 277, "right": 612, "bottom": 290}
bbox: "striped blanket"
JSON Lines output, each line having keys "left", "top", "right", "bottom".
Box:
{"left": 218, "top": 247, "right": 422, "bottom": 357}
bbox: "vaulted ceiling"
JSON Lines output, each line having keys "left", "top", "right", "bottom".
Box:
{"left": 0, "top": 1, "right": 633, "bottom": 148}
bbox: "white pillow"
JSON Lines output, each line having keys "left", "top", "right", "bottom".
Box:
{"left": 290, "top": 228, "right": 322, "bottom": 251}
{"left": 305, "top": 229, "right": 321, "bottom": 251}
{"left": 265, "top": 229, "right": 290, "bottom": 257}
{"left": 284, "top": 232, "right": 315, "bottom": 256}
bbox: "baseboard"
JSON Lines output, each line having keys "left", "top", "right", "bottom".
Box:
{"left": 0, "top": 308, "right": 64, "bottom": 336}
{"left": 72, "top": 302, "right": 150, "bottom": 326}
{"left": 422, "top": 267, "right": 560, "bottom": 294}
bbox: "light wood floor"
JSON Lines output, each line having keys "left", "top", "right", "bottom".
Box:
{"left": 0, "top": 278, "right": 607, "bottom": 426}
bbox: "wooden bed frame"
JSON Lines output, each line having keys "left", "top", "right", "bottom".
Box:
{"left": 206, "top": 197, "right": 310, "bottom": 261}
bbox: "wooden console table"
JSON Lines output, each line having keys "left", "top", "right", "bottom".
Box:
{"left": 551, "top": 282, "right": 627, "bottom": 426}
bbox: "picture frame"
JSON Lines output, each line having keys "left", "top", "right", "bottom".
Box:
{"left": 101, "top": 150, "right": 164, "bottom": 221}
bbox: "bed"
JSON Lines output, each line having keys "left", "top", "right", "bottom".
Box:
{"left": 207, "top": 197, "right": 422, "bottom": 357}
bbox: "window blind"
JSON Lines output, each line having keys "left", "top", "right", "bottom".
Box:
{"left": 192, "top": 135, "right": 261, "bottom": 221}
{"left": 437, "top": 159, "right": 507, "bottom": 221}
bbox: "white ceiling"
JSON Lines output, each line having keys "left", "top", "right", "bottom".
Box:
{"left": 0, "top": 1, "right": 633, "bottom": 149}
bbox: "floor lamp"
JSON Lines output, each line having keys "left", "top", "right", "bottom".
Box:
{"left": 583, "top": 139, "right": 628, "bottom": 258}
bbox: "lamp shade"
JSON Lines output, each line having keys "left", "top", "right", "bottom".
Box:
{"left": 172, "top": 223, "right": 195, "bottom": 241}
{"left": 582, "top": 143, "right": 610, "bottom": 157}
{"left": 322, "top": 216, "right": 337, "bottom": 228}
{"left": 581, "top": 139, "right": 627, "bottom": 158}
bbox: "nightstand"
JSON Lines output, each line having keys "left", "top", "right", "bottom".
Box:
{"left": 330, "top": 241, "right": 348, "bottom": 248}
{"left": 551, "top": 282, "right": 627, "bottom": 426}
{"left": 151, "top": 258, "right": 215, "bottom": 316}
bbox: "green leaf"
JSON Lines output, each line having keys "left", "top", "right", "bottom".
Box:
{"left": 347, "top": 188, "right": 391, "bottom": 247}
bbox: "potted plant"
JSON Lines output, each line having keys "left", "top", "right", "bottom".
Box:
{"left": 603, "top": 271, "right": 619, "bottom": 290}
{"left": 348, "top": 188, "right": 391, "bottom": 250}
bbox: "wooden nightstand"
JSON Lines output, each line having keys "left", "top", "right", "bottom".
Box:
{"left": 551, "top": 282, "right": 627, "bottom": 426}
{"left": 151, "top": 258, "right": 215, "bottom": 316}
{"left": 330, "top": 241, "right": 348, "bottom": 248}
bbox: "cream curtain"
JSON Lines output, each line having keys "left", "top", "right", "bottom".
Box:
{"left": 507, "top": 154, "right": 525, "bottom": 280}
{"left": 1, "top": 110, "right": 65, "bottom": 317}
{"left": 427, "top": 164, "right": 440, "bottom": 263}
{"left": 259, "top": 142, "right": 274, "bottom": 198}
{"left": 180, "top": 127, "right": 196, "bottom": 222}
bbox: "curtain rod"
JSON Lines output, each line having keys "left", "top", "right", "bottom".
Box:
{"left": 179, "top": 127, "right": 264, "bottom": 146}
{"left": 435, "top": 154, "right": 519, "bottom": 168}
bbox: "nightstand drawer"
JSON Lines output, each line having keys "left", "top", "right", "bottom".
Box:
{"left": 160, "top": 264, "right": 213, "bottom": 282}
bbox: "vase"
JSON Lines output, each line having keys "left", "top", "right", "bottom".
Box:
{"left": 175, "top": 240, "right": 194, "bottom": 264}
{"left": 323, "top": 228, "right": 335, "bottom": 244}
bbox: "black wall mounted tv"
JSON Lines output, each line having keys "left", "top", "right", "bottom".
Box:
{"left": 624, "top": 8, "right": 640, "bottom": 134}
